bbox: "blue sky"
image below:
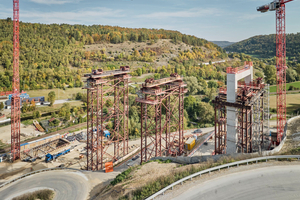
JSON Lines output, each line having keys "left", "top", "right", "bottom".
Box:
{"left": 0, "top": 0, "right": 299, "bottom": 42}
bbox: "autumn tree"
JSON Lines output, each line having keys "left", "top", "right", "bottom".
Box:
{"left": 48, "top": 91, "right": 56, "bottom": 106}
{"left": 30, "top": 99, "right": 36, "bottom": 111}
{"left": 21, "top": 102, "right": 28, "bottom": 113}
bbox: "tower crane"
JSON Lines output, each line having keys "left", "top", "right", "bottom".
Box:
{"left": 257, "top": 0, "right": 294, "bottom": 144}
{"left": 11, "top": 0, "right": 21, "bottom": 161}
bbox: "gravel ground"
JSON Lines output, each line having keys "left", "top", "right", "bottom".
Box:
{"left": 280, "top": 116, "right": 300, "bottom": 153}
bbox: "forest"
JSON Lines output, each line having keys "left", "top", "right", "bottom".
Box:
{"left": 224, "top": 33, "right": 300, "bottom": 59}
{"left": 0, "top": 18, "right": 225, "bottom": 92}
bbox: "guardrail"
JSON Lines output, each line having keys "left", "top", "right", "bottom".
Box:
{"left": 146, "top": 155, "right": 300, "bottom": 200}
{"left": 0, "top": 167, "right": 87, "bottom": 189}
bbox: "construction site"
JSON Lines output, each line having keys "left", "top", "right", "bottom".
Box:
{"left": 1, "top": 0, "right": 299, "bottom": 199}
{"left": 1, "top": 0, "right": 292, "bottom": 171}
{"left": 213, "top": 61, "right": 271, "bottom": 155}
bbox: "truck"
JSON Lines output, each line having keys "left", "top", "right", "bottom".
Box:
{"left": 45, "top": 148, "right": 70, "bottom": 163}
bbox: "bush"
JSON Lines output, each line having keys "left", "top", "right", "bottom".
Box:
{"left": 111, "top": 167, "right": 133, "bottom": 185}
{"left": 33, "top": 111, "right": 41, "bottom": 119}
{"left": 75, "top": 92, "right": 83, "bottom": 100}
{"left": 12, "top": 189, "right": 53, "bottom": 200}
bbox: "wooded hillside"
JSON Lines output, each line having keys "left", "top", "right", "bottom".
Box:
{"left": 224, "top": 33, "right": 300, "bottom": 59}
{"left": 0, "top": 18, "right": 225, "bottom": 91}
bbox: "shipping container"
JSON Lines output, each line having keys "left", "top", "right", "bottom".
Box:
{"left": 185, "top": 138, "right": 195, "bottom": 151}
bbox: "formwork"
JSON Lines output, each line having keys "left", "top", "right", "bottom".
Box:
{"left": 213, "top": 74, "right": 270, "bottom": 154}
{"left": 20, "top": 138, "right": 69, "bottom": 160}
{"left": 20, "top": 134, "right": 60, "bottom": 151}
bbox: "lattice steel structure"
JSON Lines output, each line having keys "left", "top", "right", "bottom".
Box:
{"left": 11, "top": 0, "right": 21, "bottom": 161}
{"left": 257, "top": 0, "right": 294, "bottom": 143}
{"left": 213, "top": 97, "right": 226, "bottom": 155}
{"left": 237, "top": 105, "right": 252, "bottom": 153}
{"left": 136, "top": 74, "right": 187, "bottom": 163}
{"left": 84, "top": 67, "right": 130, "bottom": 171}
{"left": 251, "top": 94, "right": 264, "bottom": 152}
{"left": 263, "top": 84, "right": 270, "bottom": 149}
{"left": 213, "top": 78, "right": 268, "bottom": 154}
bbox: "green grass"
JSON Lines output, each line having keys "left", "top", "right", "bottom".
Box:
{"left": 5, "top": 101, "right": 84, "bottom": 122}
{"left": 27, "top": 101, "right": 82, "bottom": 116}
{"left": 269, "top": 81, "right": 300, "bottom": 93}
{"left": 244, "top": 53, "right": 266, "bottom": 59}
{"left": 270, "top": 93, "right": 300, "bottom": 113}
{"left": 131, "top": 74, "right": 155, "bottom": 83}
{"left": 36, "top": 101, "right": 83, "bottom": 113}
{"left": 27, "top": 88, "right": 84, "bottom": 100}
{"left": 0, "top": 140, "right": 9, "bottom": 153}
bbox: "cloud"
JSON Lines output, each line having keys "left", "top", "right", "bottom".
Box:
{"left": 29, "top": 0, "right": 81, "bottom": 5}
{"left": 138, "top": 8, "right": 223, "bottom": 19}
{"left": 239, "top": 13, "right": 265, "bottom": 20}
{"left": 0, "top": 8, "right": 11, "bottom": 18}
{"left": 19, "top": 7, "right": 127, "bottom": 25}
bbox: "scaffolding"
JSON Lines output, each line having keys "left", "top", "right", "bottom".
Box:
{"left": 136, "top": 74, "right": 187, "bottom": 163}
{"left": 263, "top": 84, "right": 270, "bottom": 148}
{"left": 213, "top": 97, "right": 226, "bottom": 155}
{"left": 237, "top": 105, "right": 252, "bottom": 153}
{"left": 213, "top": 77, "right": 269, "bottom": 154}
{"left": 84, "top": 66, "right": 130, "bottom": 171}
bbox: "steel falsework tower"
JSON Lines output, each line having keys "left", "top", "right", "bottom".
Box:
{"left": 11, "top": 0, "right": 21, "bottom": 161}
{"left": 257, "top": 0, "right": 294, "bottom": 143}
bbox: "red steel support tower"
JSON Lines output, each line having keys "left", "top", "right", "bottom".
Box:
{"left": 257, "top": 0, "right": 294, "bottom": 143}
{"left": 84, "top": 67, "right": 130, "bottom": 171}
{"left": 11, "top": 0, "right": 21, "bottom": 161}
{"left": 136, "top": 74, "right": 187, "bottom": 163}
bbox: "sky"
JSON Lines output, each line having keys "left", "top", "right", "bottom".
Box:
{"left": 0, "top": 0, "right": 300, "bottom": 42}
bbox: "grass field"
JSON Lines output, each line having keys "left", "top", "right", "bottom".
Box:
{"left": 37, "top": 101, "right": 83, "bottom": 113}
{"left": 131, "top": 73, "right": 155, "bottom": 83}
{"left": 245, "top": 53, "right": 266, "bottom": 59}
{"left": 269, "top": 81, "right": 300, "bottom": 93}
{"left": 27, "top": 88, "right": 84, "bottom": 100}
{"left": 270, "top": 93, "right": 300, "bottom": 113}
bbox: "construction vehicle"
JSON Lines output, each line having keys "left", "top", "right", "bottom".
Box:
{"left": 45, "top": 148, "right": 70, "bottom": 163}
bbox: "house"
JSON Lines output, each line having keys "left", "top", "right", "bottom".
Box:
{"left": 5, "top": 96, "right": 45, "bottom": 109}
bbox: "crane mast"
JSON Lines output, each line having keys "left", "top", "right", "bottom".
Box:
{"left": 11, "top": 0, "right": 21, "bottom": 161}
{"left": 257, "top": 0, "right": 293, "bottom": 144}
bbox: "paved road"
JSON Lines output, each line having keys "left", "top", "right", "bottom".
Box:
{"left": 0, "top": 171, "right": 89, "bottom": 200}
{"left": 171, "top": 165, "right": 300, "bottom": 200}
{"left": 54, "top": 99, "right": 80, "bottom": 105}
{"left": 199, "top": 60, "right": 226, "bottom": 66}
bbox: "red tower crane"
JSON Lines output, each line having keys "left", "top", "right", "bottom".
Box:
{"left": 257, "top": 0, "right": 294, "bottom": 144}
{"left": 11, "top": 0, "right": 21, "bottom": 161}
